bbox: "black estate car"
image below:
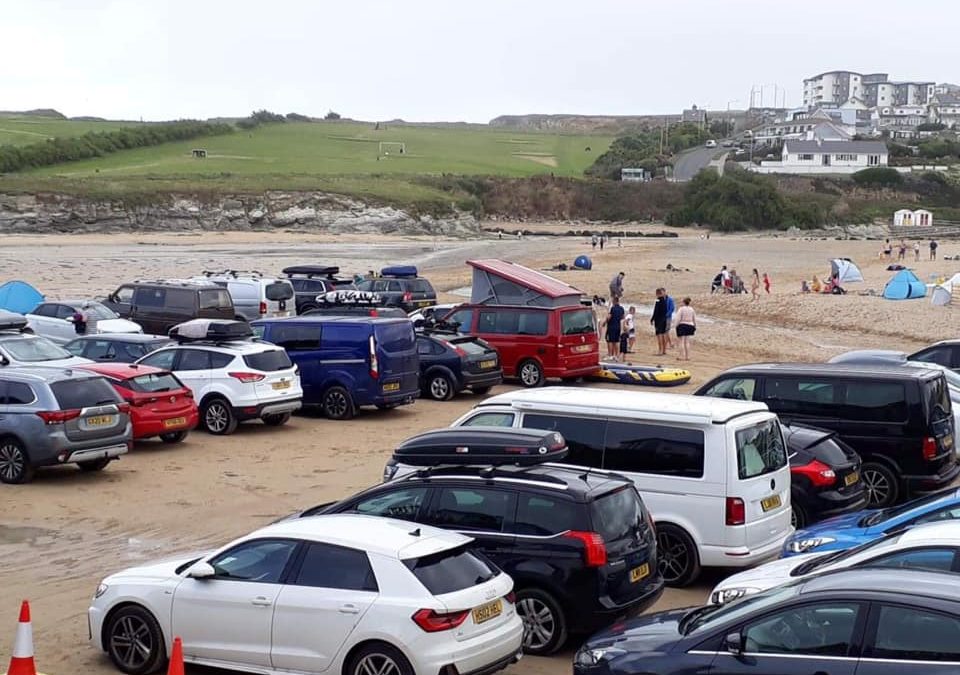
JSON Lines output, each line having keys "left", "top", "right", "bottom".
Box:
{"left": 356, "top": 266, "right": 437, "bottom": 313}
{"left": 64, "top": 334, "right": 173, "bottom": 363}
{"left": 416, "top": 328, "right": 502, "bottom": 400}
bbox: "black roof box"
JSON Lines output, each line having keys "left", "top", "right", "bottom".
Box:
{"left": 381, "top": 265, "right": 418, "bottom": 278}
{"left": 0, "top": 310, "right": 29, "bottom": 333}
{"left": 283, "top": 265, "right": 341, "bottom": 278}
{"left": 169, "top": 319, "right": 253, "bottom": 342}
{"left": 392, "top": 428, "right": 567, "bottom": 466}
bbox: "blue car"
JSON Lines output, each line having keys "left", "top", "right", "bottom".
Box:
{"left": 783, "top": 486, "right": 960, "bottom": 557}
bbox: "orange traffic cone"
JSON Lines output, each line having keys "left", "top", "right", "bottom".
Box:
{"left": 5, "top": 601, "right": 42, "bottom": 675}
{"left": 166, "top": 636, "right": 184, "bottom": 675}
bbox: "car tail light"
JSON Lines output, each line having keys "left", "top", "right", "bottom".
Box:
{"left": 793, "top": 459, "right": 837, "bottom": 487}
{"left": 259, "top": 301, "right": 268, "bottom": 315}
{"left": 726, "top": 497, "right": 745, "bottom": 526}
{"left": 183, "top": 390, "right": 194, "bottom": 399}
{"left": 228, "top": 372, "right": 266, "bottom": 383}
{"left": 402, "top": 291, "right": 413, "bottom": 303}
{"left": 505, "top": 592, "right": 516, "bottom": 604}
{"left": 117, "top": 402, "right": 131, "bottom": 414}
{"left": 36, "top": 409, "right": 81, "bottom": 425}
{"left": 645, "top": 508, "right": 657, "bottom": 535}
{"left": 412, "top": 608, "right": 469, "bottom": 632}
{"left": 453, "top": 345, "right": 467, "bottom": 357}
{"left": 564, "top": 531, "right": 607, "bottom": 567}
{"left": 923, "top": 436, "right": 938, "bottom": 461}
{"left": 369, "top": 335, "right": 379, "bottom": 379}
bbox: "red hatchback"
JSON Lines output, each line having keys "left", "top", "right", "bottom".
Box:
{"left": 76, "top": 364, "right": 199, "bottom": 443}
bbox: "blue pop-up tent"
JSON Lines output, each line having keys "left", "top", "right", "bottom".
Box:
{"left": 0, "top": 281, "right": 43, "bottom": 314}
{"left": 883, "top": 269, "right": 926, "bottom": 300}
{"left": 573, "top": 255, "right": 593, "bottom": 270}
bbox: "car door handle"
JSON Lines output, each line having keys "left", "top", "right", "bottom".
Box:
{"left": 250, "top": 596, "right": 273, "bottom": 607}
{"left": 338, "top": 603, "right": 360, "bottom": 614}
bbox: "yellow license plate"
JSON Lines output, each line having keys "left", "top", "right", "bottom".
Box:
{"left": 272, "top": 380, "right": 291, "bottom": 390}
{"left": 629, "top": 563, "right": 650, "bottom": 583}
{"left": 164, "top": 417, "right": 187, "bottom": 428}
{"left": 85, "top": 415, "right": 115, "bottom": 427}
{"left": 418, "top": 300, "right": 432, "bottom": 307}
{"left": 944, "top": 435, "right": 954, "bottom": 449}
{"left": 761, "top": 495, "right": 782, "bottom": 512}
{"left": 845, "top": 471, "right": 859, "bottom": 486}
{"left": 472, "top": 599, "right": 502, "bottom": 625}
{"left": 573, "top": 344, "right": 592, "bottom": 353}
{"left": 383, "top": 382, "right": 400, "bottom": 392}
{"left": 480, "top": 360, "right": 496, "bottom": 369}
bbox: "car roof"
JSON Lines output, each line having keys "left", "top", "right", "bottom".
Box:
{"left": 801, "top": 567, "right": 960, "bottom": 601}
{"left": 454, "top": 304, "right": 583, "bottom": 312}
{"left": 254, "top": 316, "right": 408, "bottom": 326}
{"left": 896, "top": 519, "right": 960, "bottom": 544}
{"left": 829, "top": 350, "right": 907, "bottom": 363}
{"left": 479, "top": 386, "right": 771, "bottom": 424}
{"left": 719, "top": 362, "right": 941, "bottom": 381}
{"left": 76, "top": 363, "right": 167, "bottom": 378}
{"left": 70, "top": 334, "right": 170, "bottom": 343}
{"left": 250, "top": 514, "right": 470, "bottom": 560}
{"left": 158, "top": 340, "right": 282, "bottom": 355}
{"left": 0, "top": 365, "right": 104, "bottom": 383}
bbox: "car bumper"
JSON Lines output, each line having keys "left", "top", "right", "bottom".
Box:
{"left": 794, "top": 486, "right": 867, "bottom": 522}
{"left": 546, "top": 361, "right": 601, "bottom": 379}
{"left": 904, "top": 458, "right": 960, "bottom": 493}
{"left": 372, "top": 391, "right": 419, "bottom": 407}
{"left": 68, "top": 444, "right": 129, "bottom": 463}
{"left": 414, "top": 613, "right": 522, "bottom": 675}
{"left": 132, "top": 410, "right": 200, "bottom": 439}
{"left": 568, "top": 575, "right": 665, "bottom": 634}
{"left": 233, "top": 398, "right": 302, "bottom": 421}
{"left": 700, "top": 529, "right": 792, "bottom": 568}
{"left": 462, "top": 370, "right": 503, "bottom": 389}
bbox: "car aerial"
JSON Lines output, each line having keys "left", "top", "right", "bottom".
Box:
{"left": 415, "top": 326, "right": 502, "bottom": 400}
{"left": 89, "top": 514, "right": 522, "bottom": 675}
{"left": 102, "top": 280, "right": 237, "bottom": 335}
{"left": 356, "top": 266, "right": 437, "bottom": 313}
{"left": 75, "top": 363, "right": 199, "bottom": 444}
{"left": 192, "top": 271, "right": 295, "bottom": 322}
{"left": 574, "top": 567, "right": 960, "bottom": 675}
{"left": 64, "top": 334, "right": 174, "bottom": 364}
{"left": 136, "top": 320, "right": 302, "bottom": 435}
{"left": 26, "top": 299, "right": 142, "bottom": 344}
{"left": 0, "top": 312, "right": 92, "bottom": 368}
{"left": 782, "top": 486, "right": 960, "bottom": 557}
{"left": 303, "top": 428, "right": 662, "bottom": 656}
{"left": 783, "top": 424, "right": 865, "bottom": 529}
{"left": 710, "top": 519, "right": 960, "bottom": 606}
{"left": 0, "top": 367, "right": 131, "bottom": 484}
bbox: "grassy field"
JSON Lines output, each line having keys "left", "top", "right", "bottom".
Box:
{"left": 0, "top": 115, "right": 142, "bottom": 147}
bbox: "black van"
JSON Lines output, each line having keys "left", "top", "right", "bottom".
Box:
{"left": 695, "top": 363, "right": 958, "bottom": 507}
{"left": 102, "top": 281, "right": 237, "bottom": 336}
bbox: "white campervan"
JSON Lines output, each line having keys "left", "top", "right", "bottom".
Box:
{"left": 447, "top": 387, "right": 793, "bottom": 586}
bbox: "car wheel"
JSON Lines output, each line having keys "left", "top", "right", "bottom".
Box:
{"left": 791, "top": 501, "right": 807, "bottom": 530}
{"left": 0, "top": 438, "right": 34, "bottom": 484}
{"left": 262, "top": 412, "right": 291, "bottom": 426}
{"left": 472, "top": 385, "right": 493, "bottom": 395}
{"left": 77, "top": 457, "right": 110, "bottom": 472}
{"left": 159, "top": 431, "right": 188, "bottom": 444}
{"left": 322, "top": 386, "right": 356, "bottom": 420}
{"left": 516, "top": 588, "right": 567, "bottom": 656}
{"left": 201, "top": 397, "right": 238, "bottom": 435}
{"left": 347, "top": 642, "right": 413, "bottom": 675}
{"left": 105, "top": 605, "right": 166, "bottom": 675}
{"left": 657, "top": 524, "right": 701, "bottom": 587}
{"left": 861, "top": 462, "right": 900, "bottom": 508}
{"left": 425, "top": 372, "right": 455, "bottom": 401}
{"left": 518, "top": 359, "right": 544, "bottom": 388}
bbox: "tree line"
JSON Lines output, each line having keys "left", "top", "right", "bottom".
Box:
{"left": 585, "top": 122, "right": 710, "bottom": 179}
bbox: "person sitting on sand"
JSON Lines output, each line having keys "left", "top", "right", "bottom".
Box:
{"left": 811, "top": 275, "right": 822, "bottom": 293}
{"left": 801, "top": 280, "right": 811, "bottom": 293}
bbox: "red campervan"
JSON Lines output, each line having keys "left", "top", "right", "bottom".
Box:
{"left": 76, "top": 364, "right": 199, "bottom": 443}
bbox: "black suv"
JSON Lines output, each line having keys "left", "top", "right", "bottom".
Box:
{"left": 102, "top": 281, "right": 237, "bottom": 335}
{"left": 283, "top": 266, "right": 357, "bottom": 315}
{"left": 296, "top": 430, "right": 662, "bottom": 656}
{"left": 357, "top": 268, "right": 437, "bottom": 313}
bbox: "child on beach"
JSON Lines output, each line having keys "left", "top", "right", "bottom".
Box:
{"left": 763, "top": 272, "right": 771, "bottom": 294}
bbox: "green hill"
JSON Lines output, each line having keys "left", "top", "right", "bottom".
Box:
{"left": 0, "top": 115, "right": 142, "bottom": 147}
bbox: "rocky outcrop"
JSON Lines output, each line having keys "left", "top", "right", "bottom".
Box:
{"left": 0, "top": 192, "right": 480, "bottom": 237}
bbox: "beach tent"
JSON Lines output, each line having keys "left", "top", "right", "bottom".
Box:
{"left": 0, "top": 281, "right": 43, "bottom": 314}
{"left": 573, "top": 255, "right": 593, "bottom": 270}
{"left": 931, "top": 285, "right": 952, "bottom": 306}
{"left": 948, "top": 272, "right": 960, "bottom": 289}
{"left": 468, "top": 259, "right": 584, "bottom": 307}
{"left": 830, "top": 258, "right": 864, "bottom": 284}
{"left": 883, "top": 269, "right": 927, "bottom": 300}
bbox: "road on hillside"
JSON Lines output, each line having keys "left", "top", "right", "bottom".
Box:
{"left": 672, "top": 146, "right": 728, "bottom": 182}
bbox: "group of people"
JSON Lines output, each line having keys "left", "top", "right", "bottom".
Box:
{"left": 712, "top": 266, "right": 770, "bottom": 299}
{"left": 882, "top": 238, "right": 938, "bottom": 262}
{"left": 591, "top": 234, "right": 621, "bottom": 250}
{"left": 801, "top": 272, "right": 845, "bottom": 295}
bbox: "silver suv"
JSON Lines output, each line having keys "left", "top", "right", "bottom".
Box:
{"left": 0, "top": 367, "right": 132, "bottom": 484}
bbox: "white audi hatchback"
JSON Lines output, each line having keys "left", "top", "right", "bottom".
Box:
{"left": 89, "top": 515, "right": 522, "bottom": 675}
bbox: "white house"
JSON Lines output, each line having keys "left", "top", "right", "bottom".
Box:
{"left": 752, "top": 139, "right": 889, "bottom": 175}
{"left": 875, "top": 105, "right": 928, "bottom": 138}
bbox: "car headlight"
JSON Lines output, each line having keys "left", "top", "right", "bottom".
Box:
{"left": 575, "top": 647, "right": 626, "bottom": 667}
{"left": 710, "top": 587, "right": 755, "bottom": 605}
{"left": 786, "top": 537, "right": 835, "bottom": 553}
{"left": 94, "top": 583, "right": 109, "bottom": 599}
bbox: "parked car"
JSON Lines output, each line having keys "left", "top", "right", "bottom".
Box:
{"left": 136, "top": 320, "right": 302, "bottom": 435}
{"left": 446, "top": 387, "right": 792, "bottom": 587}
{"left": 191, "top": 271, "right": 294, "bottom": 322}
{"left": 64, "top": 334, "right": 174, "bottom": 363}
{"left": 704, "top": 139, "right": 717, "bottom": 148}
{"left": 783, "top": 424, "right": 865, "bottom": 529}
{"left": 301, "top": 428, "right": 662, "bottom": 655}
{"left": 696, "top": 363, "right": 958, "bottom": 507}
{"left": 76, "top": 364, "right": 198, "bottom": 444}
{"left": 26, "top": 300, "right": 142, "bottom": 344}
{"left": 710, "top": 519, "right": 960, "bottom": 605}
{"left": 416, "top": 328, "right": 501, "bottom": 400}
{"left": 444, "top": 303, "right": 599, "bottom": 387}
{"left": 89, "top": 515, "right": 522, "bottom": 675}
{"left": 910, "top": 339, "right": 960, "bottom": 371}
{"left": 251, "top": 316, "right": 418, "bottom": 420}
{"left": 0, "top": 312, "right": 91, "bottom": 368}
{"left": 574, "top": 568, "right": 960, "bottom": 675}
{"left": 357, "top": 266, "right": 437, "bottom": 313}
{"left": 0, "top": 367, "right": 131, "bottom": 484}
{"left": 782, "top": 486, "right": 960, "bottom": 557}
{"left": 283, "top": 265, "right": 358, "bottom": 315}
{"left": 102, "top": 280, "right": 237, "bottom": 336}
{"left": 408, "top": 303, "right": 460, "bottom": 325}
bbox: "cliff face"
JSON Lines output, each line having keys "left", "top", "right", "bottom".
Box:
{"left": 0, "top": 192, "right": 479, "bottom": 236}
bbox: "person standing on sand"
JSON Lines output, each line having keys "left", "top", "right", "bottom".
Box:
{"left": 603, "top": 296, "right": 624, "bottom": 361}
{"left": 914, "top": 241, "right": 921, "bottom": 261}
{"left": 663, "top": 290, "right": 676, "bottom": 349}
{"left": 626, "top": 306, "right": 637, "bottom": 353}
{"left": 675, "top": 298, "right": 696, "bottom": 361}
{"left": 884, "top": 239, "right": 892, "bottom": 260}
{"left": 599, "top": 235, "right": 605, "bottom": 251}
{"left": 751, "top": 268, "right": 760, "bottom": 301}
{"left": 609, "top": 271, "right": 625, "bottom": 300}
{"left": 650, "top": 288, "right": 668, "bottom": 356}
{"left": 898, "top": 240, "right": 906, "bottom": 261}
{"left": 763, "top": 272, "right": 771, "bottom": 294}
{"left": 931, "top": 239, "right": 939, "bottom": 260}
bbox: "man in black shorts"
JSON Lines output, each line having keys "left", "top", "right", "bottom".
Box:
{"left": 650, "top": 287, "right": 668, "bottom": 355}
{"left": 603, "top": 296, "right": 624, "bottom": 362}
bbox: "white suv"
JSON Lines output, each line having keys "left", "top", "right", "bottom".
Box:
{"left": 89, "top": 515, "right": 523, "bottom": 675}
{"left": 136, "top": 336, "right": 302, "bottom": 435}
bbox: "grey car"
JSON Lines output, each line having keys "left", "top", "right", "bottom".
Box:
{"left": 0, "top": 367, "right": 131, "bottom": 484}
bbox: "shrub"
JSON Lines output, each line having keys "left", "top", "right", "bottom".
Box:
{"left": 324, "top": 111, "right": 342, "bottom": 120}
{"left": 852, "top": 167, "right": 903, "bottom": 188}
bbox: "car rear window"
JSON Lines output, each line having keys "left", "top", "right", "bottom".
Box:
{"left": 561, "top": 309, "right": 596, "bottom": 335}
{"left": 408, "top": 279, "right": 433, "bottom": 293}
{"left": 375, "top": 322, "right": 415, "bottom": 352}
{"left": 199, "top": 289, "right": 232, "bottom": 310}
{"left": 590, "top": 486, "right": 646, "bottom": 542}
{"left": 447, "top": 337, "right": 489, "bottom": 355}
{"left": 404, "top": 545, "right": 498, "bottom": 595}
{"left": 924, "top": 374, "right": 953, "bottom": 423}
{"left": 51, "top": 377, "right": 120, "bottom": 409}
{"left": 736, "top": 419, "right": 788, "bottom": 480}
{"left": 791, "top": 432, "right": 854, "bottom": 466}
{"left": 124, "top": 373, "right": 183, "bottom": 393}
{"left": 243, "top": 350, "right": 293, "bottom": 371}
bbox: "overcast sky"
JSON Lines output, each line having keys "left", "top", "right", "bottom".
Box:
{"left": 3, "top": 0, "right": 958, "bottom": 122}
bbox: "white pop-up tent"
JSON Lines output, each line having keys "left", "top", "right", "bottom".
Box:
{"left": 932, "top": 285, "right": 952, "bottom": 306}
{"left": 830, "top": 258, "right": 864, "bottom": 284}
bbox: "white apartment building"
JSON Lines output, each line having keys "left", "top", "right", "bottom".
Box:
{"left": 803, "top": 71, "right": 935, "bottom": 110}
{"left": 803, "top": 71, "right": 863, "bottom": 108}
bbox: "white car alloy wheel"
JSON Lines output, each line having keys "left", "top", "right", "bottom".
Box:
{"left": 0, "top": 439, "right": 31, "bottom": 484}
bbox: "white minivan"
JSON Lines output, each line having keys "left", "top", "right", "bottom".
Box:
{"left": 192, "top": 272, "right": 295, "bottom": 322}
{"left": 447, "top": 387, "right": 793, "bottom": 586}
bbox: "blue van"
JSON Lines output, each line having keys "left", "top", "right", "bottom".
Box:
{"left": 251, "top": 316, "right": 419, "bottom": 420}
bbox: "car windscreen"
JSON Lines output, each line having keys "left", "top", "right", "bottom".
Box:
{"left": 1, "top": 336, "right": 72, "bottom": 362}
{"left": 683, "top": 582, "right": 802, "bottom": 635}
{"left": 81, "top": 303, "right": 119, "bottom": 320}
{"left": 124, "top": 373, "right": 184, "bottom": 393}
{"left": 51, "top": 377, "right": 121, "bottom": 409}
{"left": 590, "top": 486, "right": 646, "bottom": 542}
{"left": 561, "top": 309, "right": 596, "bottom": 335}
{"left": 792, "top": 531, "right": 907, "bottom": 576}
{"left": 243, "top": 350, "right": 293, "bottom": 371}
{"left": 404, "top": 545, "right": 498, "bottom": 595}
{"left": 376, "top": 322, "right": 415, "bottom": 352}
{"left": 788, "top": 429, "right": 852, "bottom": 465}
{"left": 736, "top": 419, "right": 788, "bottom": 480}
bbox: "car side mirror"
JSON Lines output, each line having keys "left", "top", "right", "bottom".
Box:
{"left": 724, "top": 631, "right": 745, "bottom": 656}
{"left": 187, "top": 562, "right": 216, "bottom": 579}
{"left": 0, "top": 355, "right": 8, "bottom": 366}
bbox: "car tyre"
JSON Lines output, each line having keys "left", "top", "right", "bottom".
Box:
{"left": 346, "top": 642, "right": 413, "bottom": 675}
{"left": 861, "top": 461, "right": 900, "bottom": 508}
{"left": 78, "top": 457, "right": 110, "bottom": 472}
{"left": 322, "top": 385, "right": 356, "bottom": 420}
{"left": 262, "top": 412, "right": 292, "bottom": 426}
{"left": 518, "top": 359, "right": 545, "bottom": 388}
{"left": 791, "top": 500, "right": 807, "bottom": 530}
{"left": 159, "top": 431, "right": 188, "bottom": 444}
{"left": 201, "top": 397, "right": 239, "bottom": 435}
{"left": 105, "top": 604, "right": 166, "bottom": 675}
{"left": 657, "top": 523, "right": 701, "bottom": 587}
{"left": 472, "top": 385, "right": 493, "bottom": 395}
{"left": 516, "top": 588, "right": 567, "bottom": 656}
{"left": 0, "top": 438, "right": 34, "bottom": 484}
{"left": 425, "top": 372, "right": 455, "bottom": 401}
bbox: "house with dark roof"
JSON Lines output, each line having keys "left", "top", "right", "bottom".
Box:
{"left": 752, "top": 139, "right": 889, "bottom": 175}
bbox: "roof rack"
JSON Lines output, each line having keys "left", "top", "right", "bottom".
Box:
{"left": 134, "top": 278, "right": 220, "bottom": 288}
{"left": 415, "top": 317, "right": 462, "bottom": 334}
{"left": 392, "top": 428, "right": 568, "bottom": 467}
{"left": 283, "top": 265, "right": 343, "bottom": 279}
{"left": 169, "top": 319, "right": 254, "bottom": 343}
{"left": 410, "top": 463, "right": 569, "bottom": 486}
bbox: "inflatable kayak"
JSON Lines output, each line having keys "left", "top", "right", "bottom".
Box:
{"left": 589, "top": 362, "right": 692, "bottom": 387}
